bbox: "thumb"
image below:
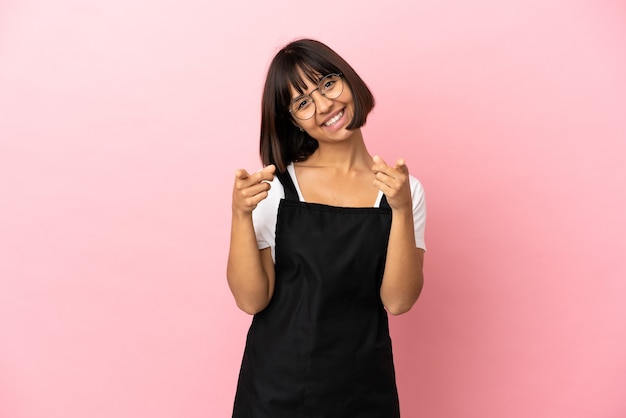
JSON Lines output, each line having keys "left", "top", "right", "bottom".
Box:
{"left": 235, "top": 169, "right": 249, "bottom": 179}
{"left": 261, "top": 164, "right": 276, "bottom": 174}
{"left": 373, "top": 155, "right": 388, "bottom": 167}
{"left": 395, "top": 158, "right": 409, "bottom": 174}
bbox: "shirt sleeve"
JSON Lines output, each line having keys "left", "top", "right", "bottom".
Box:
{"left": 251, "top": 176, "right": 284, "bottom": 261}
{"left": 409, "top": 175, "right": 427, "bottom": 251}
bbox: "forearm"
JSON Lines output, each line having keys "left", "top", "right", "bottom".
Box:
{"left": 380, "top": 208, "right": 424, "bottom": 315}
{"left": 227, "top": 212, "right": 275, "bottom": 314}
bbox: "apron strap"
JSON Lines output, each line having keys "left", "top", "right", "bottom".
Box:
{"left": 276, "top": 169, "right": 299, "bottom": 201}
{"left": 380, "top": 194, "right": 390, "bottom": 209}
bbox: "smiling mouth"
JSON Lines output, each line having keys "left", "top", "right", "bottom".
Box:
{"left": 323, "top": 110, "right": 344, "bottom": 127}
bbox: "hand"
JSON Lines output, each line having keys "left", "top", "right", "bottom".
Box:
{"left": 232, "top": 164, "right": 276, "bottom": 216}
{"left": 371, "top": 155, "right": 412, "bottom": 212}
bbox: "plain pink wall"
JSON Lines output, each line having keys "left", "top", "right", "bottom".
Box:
{"left": 1, "top": 0, "right": 625, "bottom": 417}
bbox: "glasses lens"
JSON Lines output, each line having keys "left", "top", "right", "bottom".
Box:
{"left": 320, "top": 74, "right": 343, "bottom": 99}
{"left": 291, "top": 96, "right": 315, "bottom": 120}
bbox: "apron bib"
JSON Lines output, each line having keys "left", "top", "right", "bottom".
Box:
{"left": 233, "top": 170, "right": 399, "bottom": 418}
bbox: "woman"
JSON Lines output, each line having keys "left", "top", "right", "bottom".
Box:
{"left": 227, "top": 39, "right": 426, "bottom": 417}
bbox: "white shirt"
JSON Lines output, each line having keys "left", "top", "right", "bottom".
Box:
{"left": 253, "top": 164, "right": 427, "bottom": 261}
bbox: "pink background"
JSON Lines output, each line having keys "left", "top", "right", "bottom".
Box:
{"left": 1, "top": 0, "right": 625, "bottom": 417}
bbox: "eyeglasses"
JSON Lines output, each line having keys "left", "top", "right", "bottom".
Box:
{"left": 289, "top": 73, "right": 344, "bottom": 120}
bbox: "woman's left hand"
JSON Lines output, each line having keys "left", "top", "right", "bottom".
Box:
{"left": 373, "top": 155, "right": 424, "bottom": 315}
{"left": 371, "top": 155, "right": 412, "bottom": 212}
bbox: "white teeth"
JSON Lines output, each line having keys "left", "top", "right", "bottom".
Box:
{"left": 324, "top": 111, "right": 343, "bottom": 126}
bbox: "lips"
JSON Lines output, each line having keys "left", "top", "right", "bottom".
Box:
{"left": 322, "top": 110, "right": 344, "bottom": 127}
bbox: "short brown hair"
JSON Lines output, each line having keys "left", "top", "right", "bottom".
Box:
{"left": 260, "top": 39, "right": 375, "bottom": 172}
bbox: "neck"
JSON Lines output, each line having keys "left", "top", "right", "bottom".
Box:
{"left": 306, "top": 129, "right": 372, "bottom": 171}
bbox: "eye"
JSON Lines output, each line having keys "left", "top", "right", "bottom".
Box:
{"left": 294, "top": 97, "right": 312, "bottom": 111}
{"left": 322, "top": 79, "right": 335, "bottom": 90}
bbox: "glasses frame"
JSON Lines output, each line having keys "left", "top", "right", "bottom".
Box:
{"left": 288, "top": 73, "right": 344, "bottom": 120}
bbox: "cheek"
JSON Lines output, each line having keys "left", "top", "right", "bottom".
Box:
{"left": 341, "top": 89, "right": 355, "bottom": 107}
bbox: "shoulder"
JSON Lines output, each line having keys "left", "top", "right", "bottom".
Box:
{"left": 252, "top": 171, "right": 285, "bottom": 222}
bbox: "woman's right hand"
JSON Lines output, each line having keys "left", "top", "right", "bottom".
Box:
{"left": 232, "top": 164, "right": 276, "bottom": 215}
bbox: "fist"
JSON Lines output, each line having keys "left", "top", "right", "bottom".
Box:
{"left": 232, "top": 164, "right": 276, "bottom": 215}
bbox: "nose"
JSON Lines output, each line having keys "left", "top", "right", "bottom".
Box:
{"left": 311, "top": 90, "right": 333, "bottom": 114}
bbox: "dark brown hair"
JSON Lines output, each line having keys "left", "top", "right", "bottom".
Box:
{"left": 260, "top": 39, "right": 375, "bottom": 172}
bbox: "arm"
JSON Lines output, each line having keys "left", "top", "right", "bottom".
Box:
{"left": 226, "top": 165, "right": 276, "bottom": 315}
{"left": 372, "top": 156, "right": 425, "bottom": 315}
